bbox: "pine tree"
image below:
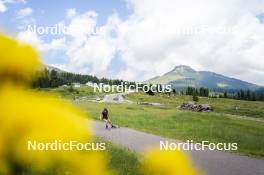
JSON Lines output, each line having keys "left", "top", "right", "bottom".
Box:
{"left": 193, "top": 93, "right": 199, "bottom": 102}
{"left": 224, "top": 91, "right": 227, "bottom": 98}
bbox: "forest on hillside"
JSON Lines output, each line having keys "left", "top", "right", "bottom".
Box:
{"left": 33, "top": 68, "right": 264, "bottom": 102}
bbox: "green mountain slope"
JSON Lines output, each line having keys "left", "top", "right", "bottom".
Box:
{"left": 146, "top": 65, "right": 261, "bottom": 90}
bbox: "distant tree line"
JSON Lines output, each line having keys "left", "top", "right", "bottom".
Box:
{"left": 33, "top": 68, "right": 264, "bottom": 102}
{"left": 185, "top": 87, "right": 209, "bottom": 97}
{"left": 172, "top": 86, "right": 264, "bottom": 102}
{"left": 32, "top": 68, "right": 135, "bottom": 88}
{"left": 220, "top": 89, "right": 264, "bottom": 101}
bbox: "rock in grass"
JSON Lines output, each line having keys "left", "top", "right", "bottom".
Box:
{"left": 178, "top": 102, "right": 212, "bottom": 112}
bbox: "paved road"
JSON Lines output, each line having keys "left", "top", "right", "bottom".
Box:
{"left": 101, "top": 92, "right": 133, "bottom": 103}
{"left": 91, "top": 120, "right": 264, "bottom": 175}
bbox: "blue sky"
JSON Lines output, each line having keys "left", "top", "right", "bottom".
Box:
{"left": 0, "top": 0, "right": 264, "bottom": 85}
{"left": 0, "top": 0, "right": 130, "bottom": 40}
{"left": 0, "top": 0, "right": 131, "bottom": 77}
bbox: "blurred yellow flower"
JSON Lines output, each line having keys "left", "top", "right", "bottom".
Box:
{"left": 0, "top": 33, "right": 199, "bottom": 175}
{"left": 0, "top": 34, "right": 111, "bottom": 175}
{"left": 0, "top": 34, "right": 42, "bottom": 84}
{"left": 141, "top": 149, "right": 199, "bottom": 175}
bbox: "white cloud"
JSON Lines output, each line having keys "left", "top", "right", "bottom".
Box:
{"left": 16, "top": 9, "right": 117, "bottom": 77}
{"left": 0, "top": 0, "right": 7, "bottom": 13}
{"left": 17, "top": 7, "right": 32, "bottom": 18}
{"left": 109, "top": 0, "right": 264, "bottom": 85}
{"left": 68, "top": 11, "right": 97, "bottom": 41}
{"left": 0, "top": 0, "right": 26, "bottom": 13}
{"left": 17, "top": 30, "right": 43, "bottom": 50}
{"left": 66, "top": 8, "right": 76, "bottom": 18}
{"left": 17, "top": 30, "right": 66, "bottom": 54}
{"left": 15, "top": 1, "right": 264, "bottom": 85}
{"left": 63, "top": 10, "right": 117, "bottom": 76}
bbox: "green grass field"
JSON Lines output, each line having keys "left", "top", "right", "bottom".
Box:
{"left": 127, "top": 92, "right": 264, "bottom": 118}
{"left": 73, "top": 95, "right": 264, "bottom": 157}
{"left": 38, "top": 87, "right": 264, "bottom": 157}
{"left": 100, "top": 138, "right": 142, "bottom": 175}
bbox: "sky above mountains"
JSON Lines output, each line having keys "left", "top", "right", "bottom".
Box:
{"left": 1, "top": 0, "right": 264, "bottom": 85}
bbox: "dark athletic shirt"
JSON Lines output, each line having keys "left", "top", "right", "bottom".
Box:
{"left": 102, "top": 110, "right": 108, "bottom": 119}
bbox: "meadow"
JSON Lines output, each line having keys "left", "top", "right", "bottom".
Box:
{"left": 77, "top": 101, "right": 264, "bottom": 157}
{"left": 39, "top": 87, "right": 264, "bottom": 157}
{"left": 127, "top": 92, "right": 264, "bottom": 118}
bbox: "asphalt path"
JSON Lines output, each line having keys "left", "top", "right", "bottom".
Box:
{"left": 91, "top": 120, "right": 264, "bottom": 175}
{"left": 101, "top": 92, "right": 133, "bottom": 103}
